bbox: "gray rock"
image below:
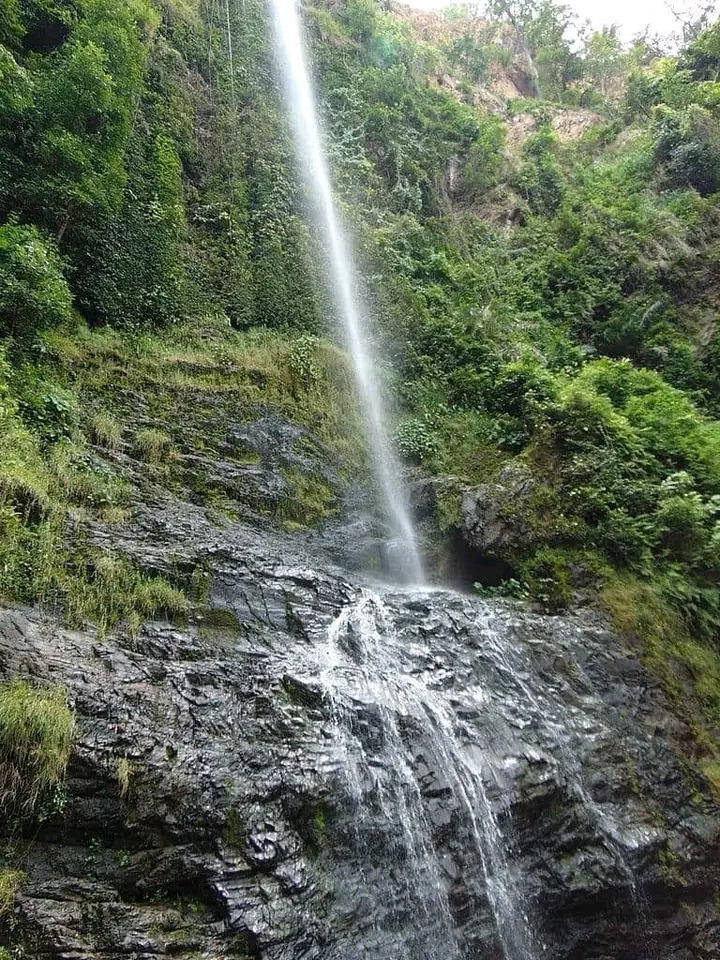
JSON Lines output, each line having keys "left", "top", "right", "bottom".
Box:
{"left": 461, "top": 462, "right": 537, "bottom": 559}
{"left": 0, "top": 482, "right": 718, "bottom": 959}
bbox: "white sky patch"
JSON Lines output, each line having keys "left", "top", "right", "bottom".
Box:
{"left": 403, "top": 0, "right": 719, "bottom": 43}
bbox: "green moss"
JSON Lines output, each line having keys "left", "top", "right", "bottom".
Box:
{"left": 223, "top": 807, "right": 245, "bottom": 850}
{"left": 313, "top": 806, "right": 327, "bottom": 844}
{"left": 282, "top": 519, "right": 309, "bottom": 533}
{"left": 0, "top": 681, "right": 74, "bottom": 818}
{"left": 431, "top": 410, "right": 510, "bottom": 484}
{"left": 701, "top": 760, "right": 720, "bottom": 794}
{"left": 435, "top": 488, "right": 462, "bottom": 532}
{"left": 278, "top": 468, "right": 337, "bottom": 526}
{"left": 658, "top": 843, "right": 687, "bottom": 886}
{"left": 50, "top": 442, "right": 129, "bottom": 510}
{"left": 230, "top": 446, "right": 263, "bottom": 466}
{"left": 603, "top": 574, "right": 720, "bottom": 787}
{"left": 197, "top": 608, "right": 241, "bottom": 641}
{"left": 518, "top": 548, "right": 573, "bottom": 613}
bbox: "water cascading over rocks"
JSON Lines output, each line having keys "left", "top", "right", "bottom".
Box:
{"left": 3, "top": 483, "right": 719, "bottom": 958}
{"left": 2, "top": 2, "right": 720, "bottom": 959}
{"left": 269, "top": 0, "right": 423, "bottom": 585}
{"left": 265, "top": 4, "right": 660, "bottom": 957}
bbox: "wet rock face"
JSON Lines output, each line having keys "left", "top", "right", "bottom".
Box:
{"left": 460, "top": 463, "right": 537, "bottom": 563}
{"left": 0, "top": 491, "right": 719, "bottom": 960}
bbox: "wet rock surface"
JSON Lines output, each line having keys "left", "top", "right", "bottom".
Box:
{"left": 0, "top": 478, "right": 719, "bottom": 959}
{"left": 460, "top": 463, "right": 537, "bottom": 562}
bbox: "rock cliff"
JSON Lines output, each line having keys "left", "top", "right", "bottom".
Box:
{"left": 1, "top": 448, "right": 719, "bottom": 959}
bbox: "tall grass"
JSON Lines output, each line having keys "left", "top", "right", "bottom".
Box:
{"left": 0, "top": 868, "right": 24, "bottom": 918}
{"left": 0, "top": 681, "right": 74, "bottom": 816}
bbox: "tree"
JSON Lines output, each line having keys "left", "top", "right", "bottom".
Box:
{"left": 583, "top": 25, "right": 624, "bottom": 97}
{"left": 487, "top": 0, "right": 581, "bottom": 99}
{"left": 487, "top": 0, "right": 543, "bottom": 95}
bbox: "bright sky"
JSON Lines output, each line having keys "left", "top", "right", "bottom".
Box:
{"left": 404, "top": 0, "right": 719, "bottom": 42}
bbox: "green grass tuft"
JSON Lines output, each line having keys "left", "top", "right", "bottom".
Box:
{"left": 64, "top": 553, "right": 189, "bottom": 636}
{"left": 134, "top": 428, "right": 173, "bottom": 465}
{"left": 50, "top": 442, "right": 129, "bottom": 510}
{"left": 0, "top": 867, "right": 25, "bottom": 918}
{"left": 89, "top": 412, "right": 123, "bottom": 451}
{"left": 116, "top": 756, "right": 132, "bottom": 799}
{"left": 0, "top": 681, "right": 74, "bottom": 817}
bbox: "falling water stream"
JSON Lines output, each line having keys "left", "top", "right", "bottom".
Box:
{"left": 316, "top": 593, "right": 538, "bottom": 960}
{"left": 270, "top": 0, "right": 423, "bottom": 584}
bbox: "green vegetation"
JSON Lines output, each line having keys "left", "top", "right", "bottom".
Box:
{"left": 295, "top": 0, "right": 720, "bottom": 768}
{"left": 89, "top": 412, "right": 122, "bottom": 450}
{"left": 279, "top": 468, "right": 337, "bottom": 528}
{"left": 0, "top": 338, "right": 185, "bottom": 634}
{"left": 0, "top": 867, "right": 24, "bottom": 918}
{"left": 61, "top": 552, "right": 188, "bottom": 637}
{"left": 134, "top": 427, "right": 173, "bottom": 465}
{"left": 0, "top": 681, "right": 74, "bottom": 818}
{"left": 116, "top": 756, "right": 132, "bottom": 799}
{"left": 223, "top": 807, "right": 245, "bottom": 850}
{"left": 1, "top": 0, "right": 720, "bottom": 768}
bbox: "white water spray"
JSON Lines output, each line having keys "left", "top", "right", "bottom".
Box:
{"left": 270, "top": 0, "right": 423, "bottom": 584}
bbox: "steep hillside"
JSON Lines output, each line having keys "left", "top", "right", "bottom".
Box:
{"left": 2, "top": 0, "right": 720, "bottom": 733}
{"left": 2, "top": 1, "right": 720, "bottom": 954}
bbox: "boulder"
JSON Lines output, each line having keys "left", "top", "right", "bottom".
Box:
{"left": 460, "top": 462, "right": 537, "bottom": 560}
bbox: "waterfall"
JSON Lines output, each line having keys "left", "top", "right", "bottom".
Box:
{"left": 312, "top": 592, "right": 539, "bottom": 960}
{"left": 284, "top": 586, "right": 653, "bottom": 959}
{"left": 269, "top": 0, "right": 423, "bottom": 585}
{"left": 266, "top": 6, "right": 649, "bottom": 960}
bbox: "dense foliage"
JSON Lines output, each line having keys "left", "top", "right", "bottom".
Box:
{"left": 0, "top": 0, "right": 323, "bottom": 331}
{"left": 298, "top": 0, "right": 720, "bottom": 744}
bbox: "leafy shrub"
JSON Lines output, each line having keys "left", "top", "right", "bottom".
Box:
{"left": 519, "top": 548, "right": 573, "bottom": 613}
{"left": 514, "top": 126, "right": 565, "bottom": 216}
{"left": 289, "top": 335, "right": 320, "bottom": 388}
{"left": 654, "top": 472, "right": 714, "bottom": 560}
{"left": 653, "top": 104, "right": 720, "bottom": 196}
{"left": 0, "top": 223, "right": 72, "bottom": 341}
{"left": 446, "top": 365, "right": 488, "bottom": 409}
{"left": 0, "top": 680, "right": 74, "bottom": 817}
{"left": 394, "top": 418, "right": 439, "bottom": 463}
{"left": 458, "top": 117, "right": 505, "bottom": 198}
{"left": 14, "top": 375, "right": 78, "bottom": 443}
{"left": 487, "top": 361, "right": 557, "bottom": 421}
